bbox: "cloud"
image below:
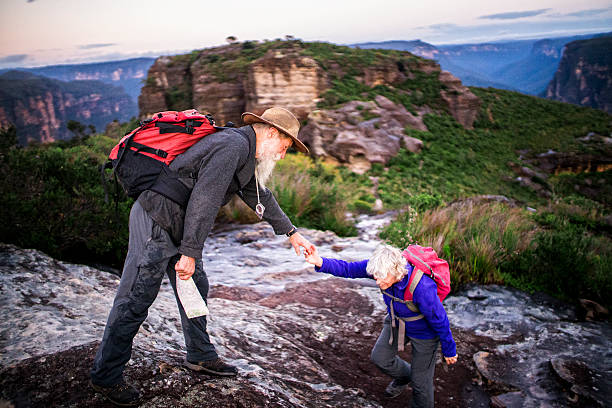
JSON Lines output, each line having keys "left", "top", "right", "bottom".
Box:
{"left": 427, "top": 23, "right": 458, "bottom": 30}
{"left": 78, "top": 43, "right": 117, "bottom": 50}
{"left": 26, "top": 0, "right": 36, "bottom": 2}
{"left": 0, "top": 54, "right": 29, "bottom": 64}
{"left": 564, "top": 8, "right": 611, "bottom": 18}
{"left": 479, "top": 9, "right": 551, "bottom": 20}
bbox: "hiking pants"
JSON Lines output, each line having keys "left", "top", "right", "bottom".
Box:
{"left": 90, "top": 201, "right": 217, "bottom": 386}
{"left": 370, "top": 315, "right": 439, "bottom": 408}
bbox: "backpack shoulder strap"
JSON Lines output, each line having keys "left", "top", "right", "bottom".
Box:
{"left": 407, "top": 268, "right": 424, "bottom": 297}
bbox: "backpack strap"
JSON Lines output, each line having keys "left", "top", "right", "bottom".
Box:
{"left": 381, "top": 270, "right": 426, "bottom": 351}
{"left": 155, "top": 120, "right": 206, "bottom": 135}
{"left": 407, "top": 269, "right": 424, "bottom": 297}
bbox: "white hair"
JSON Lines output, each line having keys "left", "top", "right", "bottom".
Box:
{"left": 366, "top": 244, "right": 407, "bottom": 280}
{"left": 252, "top": 122, "right": 291, "bottom": 142}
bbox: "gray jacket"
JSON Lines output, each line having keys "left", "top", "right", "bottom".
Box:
{"left": 138, "top": 125, "right": 293, "bottom": 258}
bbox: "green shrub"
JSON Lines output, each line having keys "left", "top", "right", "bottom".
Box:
{"left": 407, "top": 193, "right": 443, "bottom": 212}
{"left": 380, "top": 202, "right": 537, "bottom": 286}
{"left": 0, "top": 135, "right": 131, "bottom": 268}
{"left": 267, "top": 155, "right": 358, "bottom": 236}
{"left": 353, "top": 200, "right": 373, "bottom": 213}
{"left": 502, "top": 212, "right": 612, "bottom": 306}
{"left": 381, "top": 200, "right": 611, "bottom": 308}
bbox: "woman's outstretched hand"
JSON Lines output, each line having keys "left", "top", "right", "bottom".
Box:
{"left": 304, "top": 246, "right": 323, "bottom": 268}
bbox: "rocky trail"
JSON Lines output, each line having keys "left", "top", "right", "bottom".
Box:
{"left": 0, "top": 214, "right": 610, "bottom": 407}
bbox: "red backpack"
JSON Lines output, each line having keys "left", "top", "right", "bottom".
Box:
{"left": 104, "top": 110, "right": 218, "bottom": 207}
{"left": 381, "top": 245, "right": 451, "bottom": 351}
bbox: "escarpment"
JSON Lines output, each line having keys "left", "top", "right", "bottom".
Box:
{"left": 138, "top": 41, "right": 481, "bottom": 169}
{"left": 546, "top": 36, "right": 612, "bottom": 113}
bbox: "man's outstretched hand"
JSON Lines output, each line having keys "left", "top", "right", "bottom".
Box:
{"left": 289, "top": 232, "right": 315, "bottom": 257}
{"left": 175, "top": 255, "right": 195, "bottom": 280}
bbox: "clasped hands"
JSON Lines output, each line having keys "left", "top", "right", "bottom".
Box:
{"left": 175, "top": 231, "right": 317, "bottom": 280}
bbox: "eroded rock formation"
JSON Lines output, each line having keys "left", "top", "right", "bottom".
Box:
{"left": 138, "top": 42, "right": 481, "bottom": 152}
{"left": 438, "top": 71, "right": 482, "bottom": 129}
{"left": 300, "top": 95, "right": 426, "bottom": 173}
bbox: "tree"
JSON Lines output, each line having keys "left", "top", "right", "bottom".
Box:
{"left": 226, "top": 36, "right": 237, "bottom": 44}
{"left": 0, "top": 124, "right": 18, "bottom": 149}
{"left": 67, "top": 120, "right": 86, "bottom": 138}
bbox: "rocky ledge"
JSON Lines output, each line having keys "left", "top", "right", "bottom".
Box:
{"left": 1, "top": 220, "right": 610, "bottom": 407}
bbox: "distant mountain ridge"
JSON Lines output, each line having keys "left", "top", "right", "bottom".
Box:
{"left": 0, "top": 57, "right": 155, "bottom": 102}
{"left": 0, "top": 71, "right": 135, "bottom": 144}
{"left": 353, "top": 32, "right": 610, "bottom": 96}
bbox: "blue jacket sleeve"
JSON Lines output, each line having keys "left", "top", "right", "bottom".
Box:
{"left": 413, "top": 281, "right": 457, "bottom": 357}
{"left": 315, "top": 258, "right": 370, "bottom": 279}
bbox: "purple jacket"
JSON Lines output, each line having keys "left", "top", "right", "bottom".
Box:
{"left": 315, "top": 257, "right": 456, "bottom": 357}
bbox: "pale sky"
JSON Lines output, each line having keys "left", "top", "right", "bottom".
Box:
{"left": 0, "top": 0, "right": 610, "bottom": 68}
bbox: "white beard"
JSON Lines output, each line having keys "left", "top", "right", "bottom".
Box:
{"left": 255, "top": 156, "right": 277, "bottom": 189}
{"left": 255, "top": 137, "right": 282, "bottom": 189}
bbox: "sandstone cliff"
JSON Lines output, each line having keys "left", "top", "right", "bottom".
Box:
{"left": 546, "top": 36, "right": 612, "bottom": 113}
{"left": 0, "top": 71, "right": 135, "bottom": 145}
{"left": 138, "top": 41, "right": 481, "bottom": 168}
{"left": 140, "top": 43, "right": 329, "bottom": 126}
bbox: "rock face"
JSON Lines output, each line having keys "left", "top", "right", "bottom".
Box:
{"left": 446, "top": 285, "right": 612, "bottom": 407}
{"left": 138, "top": 55, "right": 193, "bottom": 118}
{"left": 510, "top": 134, "right": 612, "bottom": 200}
{"left": 0, "top": 71, "right": 135, "bottom": 145}
{"left": 546, "top": 36, "right": 612, "bottom": 113}
{"left": 438, "top": 71, "right": 481, "bottom": 129}
{"left": 139, "top": 45, "right": 328, "bottom": 127}
{"left": 300, "top": 95, "right": 426, "bottom": 173}
{"left": 244, "top": 49, "right": 328, "bottom": 120}
{"left": 2, "top": 214, "right": 611, "bottom": 407}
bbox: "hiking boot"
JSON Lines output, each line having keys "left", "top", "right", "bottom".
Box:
{"left": 384, "top": 378, "right": 410, "bottom": 399}
{"left": 184, "top": 357, "right": 238, "bottom": 376}
{"left": 90, "top": 380, "right": 140, "bottom": 407}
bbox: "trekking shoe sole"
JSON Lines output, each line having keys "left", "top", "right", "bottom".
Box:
{"left": 90, "top": 381, "right": 140, "bottom": 407}
{"left": 384, "top": 389, "right": 406, "bottom": 399}
{"left": 183, "top": 358, "right": 238, "bottom": 376}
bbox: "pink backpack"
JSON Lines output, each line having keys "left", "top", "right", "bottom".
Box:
{"left": 402, "top": 245, "right": 451, "bottom": 302}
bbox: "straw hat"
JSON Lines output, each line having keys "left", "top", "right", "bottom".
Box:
{"left": 242, "top": 107, "right": 309, "bottom": 153}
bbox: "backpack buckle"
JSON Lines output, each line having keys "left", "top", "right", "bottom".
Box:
{"left": 185, "top": 119, "right": 194, "bottom": 134}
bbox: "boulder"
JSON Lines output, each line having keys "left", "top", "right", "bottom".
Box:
{"left": 579, "top": 299, "right": 609, "bottom": 321}
{"left": 550, "top": 357, "right": 611, "bottom": 407}
{"left": 403, "top": 136, "right": 424, "bottom": 153}
{"left": 300, "top": 96, "right": 426, "bottom": 172}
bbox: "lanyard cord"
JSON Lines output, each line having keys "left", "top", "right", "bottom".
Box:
{"left": 254, "top": 170, "right": 265, "bottom": 219}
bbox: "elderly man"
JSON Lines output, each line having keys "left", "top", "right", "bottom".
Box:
{"left": 90, "top": 107, "right": 315, "bottom": 406}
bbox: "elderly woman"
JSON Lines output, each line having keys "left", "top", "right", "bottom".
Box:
{"left": 304, "top": 244, "right": 457, "bottom": 408}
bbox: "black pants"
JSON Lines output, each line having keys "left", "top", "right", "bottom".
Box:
{"left": 90, "top": 201, "right": 217, "bottom": 386}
